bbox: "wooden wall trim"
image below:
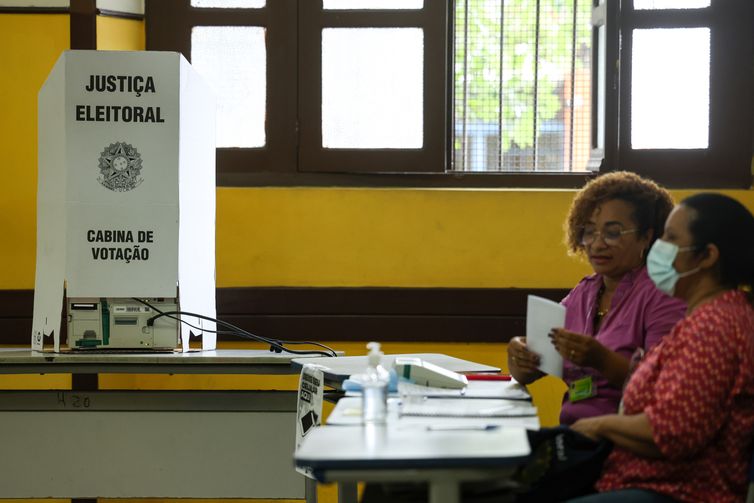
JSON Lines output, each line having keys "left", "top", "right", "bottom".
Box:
{"left": 0, "top": 6, "right": 143, "bottom": 19}
{"left": 70, "top": 0, "right": 96, "bottom": 49}
{"left": 0, "top": 287, "right": 570, "bottom": 345}
{"left": 0, "top": 289, "right": 34, "bottom": 345}
{"left": 217, "top": 170, "right": 594, "bottom": 189}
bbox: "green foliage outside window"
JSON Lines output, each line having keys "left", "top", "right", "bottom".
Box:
{"left": 454, "top": 0, "right": 591, "bottom": 162}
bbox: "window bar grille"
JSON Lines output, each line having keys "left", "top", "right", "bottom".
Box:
{"left": 497, "top": 0, "right": 505, "bottom": 170}
{"left": 461, "top": 0, "right": 470, "bottom": 171}
{"left": 568, "top": 0, "right": 578, "bottom": 172}
{"left": 532, "top": 0, "right": 541, "bottom": 170}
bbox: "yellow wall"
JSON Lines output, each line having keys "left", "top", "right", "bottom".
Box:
{"left": 216, "top": 187, "right": 754, "bottom": 288}
{"left": 0, "top": 14, "right": 70, "bottom": 468}
{"left": 96, "top": 15, "right": 145, "bottom": 51}
{"left": 0, "top": 14, "right": 69, "bottom": 289}
{"left": 218, "top": 187, "right": 592, "bottom": 288}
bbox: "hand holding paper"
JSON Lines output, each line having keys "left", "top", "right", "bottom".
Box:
{"left": 549, "top": 328, "right": 606, "bottom": 369}
{"left": 526, "top": 295, "right": 565, "bottom": 378}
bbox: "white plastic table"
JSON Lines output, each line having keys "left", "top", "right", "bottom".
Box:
{"left": 296, "top": 422, "right": 532, "bottom": 503}
{"left": 0, "top": 348, "right": 317, "bottom": 499}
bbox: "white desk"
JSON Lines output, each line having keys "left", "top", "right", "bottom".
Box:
{"left": 296, "top": 376, "right": 539, "bottom": 503}
{"left": 0, "top": 348, "right": 318, "bottom": 499}
{"left": 0, "top": 347, "right": 305, "bottom": 374}
{"left": 296, "top": 423, "right": 532, "bottom": 503}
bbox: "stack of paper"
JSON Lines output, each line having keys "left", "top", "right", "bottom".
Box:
{"left": 400, "top": 398, "right": 537, "bottom": 418}
{"left": 398, "top": 380, "right": 531, "bottom": 401}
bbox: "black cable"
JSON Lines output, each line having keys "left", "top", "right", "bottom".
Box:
{"left": 132, "top": 298, "right": 336, "bottom": 357}
{"left": 144, "top": 309, "right": 287, "bottom": 351}
{"left": 131, "top": 298, "right": 277, "bottom": 345}
{"left": 145, "top": 306, "right": 334, "bottom": 357}
{"left": 132, "top": 299, "right": 277, "bottom": 344}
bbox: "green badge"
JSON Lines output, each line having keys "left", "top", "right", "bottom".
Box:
{"left": 568, "top": 376, "right": 596, "bottom": 402}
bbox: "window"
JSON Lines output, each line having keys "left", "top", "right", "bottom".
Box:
{"left": 191, "top": 25, "right": 267, "bottom": 149}
{"left": 611, "top": 0, "right": 753, "bottom": 187}
{"left": 146, "top": 0, "right": 754, "bottom": 188}
{"left": 297, "top": 1, "right": 447, "bottom": 174}
{"left": 453, "top": 0, "right": 593, "bottom": 172}
{"left": 147, "top": 0, "right": 446, "bottom": 182}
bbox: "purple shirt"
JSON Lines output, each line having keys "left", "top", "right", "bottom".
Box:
{"left": 558, "top": 266, "right": 686, "bottom": 425}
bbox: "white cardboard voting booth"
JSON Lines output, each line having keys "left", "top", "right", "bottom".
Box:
{"left": 33, "top": 50, "right": 216, "bottom": 352}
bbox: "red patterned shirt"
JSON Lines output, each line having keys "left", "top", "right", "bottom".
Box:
{"left": 596, "top": 290, "right": 754, "bottom": 503}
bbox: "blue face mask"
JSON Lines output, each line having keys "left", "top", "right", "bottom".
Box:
{"left": 647, "top": 239, "right": 699, "bottom": 295}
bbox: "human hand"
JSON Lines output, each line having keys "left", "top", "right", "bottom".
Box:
{"left": 549, "top": 328, "right": 606, "bottom": 369}
{"left": 508, "top": 336, "right": 541, "bottom": 375}
{"left": 570, "top": 416, "right": 606, "bottom": 441}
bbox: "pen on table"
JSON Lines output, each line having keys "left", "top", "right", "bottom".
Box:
{"left": 426, "top": 424, "right": 500, "bottom": 432}
{"left": 464, "top": 373, "right": 512, "bottom": 381}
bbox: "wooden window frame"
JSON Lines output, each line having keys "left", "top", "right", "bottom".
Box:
{"left": 145, "top": 0, "right": 753, "bottom": 189}
{"left": 145, "top": 0, "right": 592, "bottom": 188}
{"left": 297, "top": 2, "right": 447, "bottom": 174}
{"left": 146, "top": 0, "right": 298, "bottom": 179}
{"left": 613, "top": 0, "right": 754, "bottom": 188}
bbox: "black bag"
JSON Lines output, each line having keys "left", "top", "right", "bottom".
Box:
{"left": 511, "top": 426, "right": 613, "bottom": 502}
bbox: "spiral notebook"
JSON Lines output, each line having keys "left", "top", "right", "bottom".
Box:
{"left": 400, "top": 398, "right": 537, "bottom": 418}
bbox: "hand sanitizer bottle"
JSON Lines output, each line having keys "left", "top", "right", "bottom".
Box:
{"left": 362, "top": 341, "right": 389, "bottom": 425}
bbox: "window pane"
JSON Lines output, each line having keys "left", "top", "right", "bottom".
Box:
{"left": 191, "top": 26, "right": 266, "bottom": 148}
{"left": 324, "top": 0, "right": 422, "bottom": 8}
{"left": 633, "top": 0, "right": 710, "bottom": 9}
{"left": 631, "top": 28, "right": 710, "bottom": 149}
{"left": 322, "top": 28, "right": 423, "bottom": 149}
{"left": 191, "top": 0, "right": 265, "bottom": 7}
{"left": 453, "top": 0, "right": 592, "bottom": 171}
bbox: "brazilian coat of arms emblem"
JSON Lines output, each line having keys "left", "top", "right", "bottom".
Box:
{"left": 98, "top": 142, "right": 143, "bottom": 192}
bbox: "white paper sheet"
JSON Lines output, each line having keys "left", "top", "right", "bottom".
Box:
{"left": 526, "top": 295, "right": 566, "bottom": 378}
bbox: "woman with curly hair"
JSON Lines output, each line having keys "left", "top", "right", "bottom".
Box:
{"left": 508, "top": 172, "right": 686, "bottom": 425}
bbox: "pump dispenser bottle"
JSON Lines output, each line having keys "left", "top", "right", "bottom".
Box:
{"left": 362, "top": 341, "right": 389, "bottom": 424}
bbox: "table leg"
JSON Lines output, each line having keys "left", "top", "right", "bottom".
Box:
{"left": 72, "top": 375, "right": 97, "bottom": 503}
{"left": 305, "top": 477, "right": 318, "bottom": 503}
{"left": 72, "top": 374, "right": 98, "bottom": 391}
{"left": 429, "top": 480, "right": 460, "bottom": 503}
{"left": 338, "top": 481, "right": 358, "bottom": 503}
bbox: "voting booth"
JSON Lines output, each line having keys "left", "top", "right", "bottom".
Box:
{"left": 33, "top": 50, "right": 216, "bottom": 352}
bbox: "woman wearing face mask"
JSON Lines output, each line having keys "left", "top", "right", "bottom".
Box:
{"left": 508, "top": 172, "right": 686, "bottom": 424}
{"left": 568, "top": 193, "right": 754, "bottom": 503}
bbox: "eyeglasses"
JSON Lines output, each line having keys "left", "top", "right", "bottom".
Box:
{"left": 579, "top": 224, "right": 638, "bottom": 246}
